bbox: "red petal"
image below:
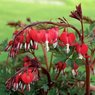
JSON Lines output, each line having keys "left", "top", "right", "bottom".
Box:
{"left": 21, "top": 72, "right": 34, "bottom": 84}
{"left": 29, "top": 28, "right": 38, "bottom": 41}
{"left": 62, "top": 63, "right": 66, "bottom": 70}
{"left": 73, "top": 63, "right": 78, "bottom": 70}
{"left": 60, "top": 32, "right": 68, "bottom": 44}
{"left": 68, "top": 33, "right": 76, "bottom": 44}
{"left": 81, "top": 44, "right": 88, "bottom": 55}
{"left": 37, "top": 30, "right": 46, "bottom": 43}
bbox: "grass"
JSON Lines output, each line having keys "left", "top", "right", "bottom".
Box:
{"left": 0, "top": 0, "right": 95, "bottom": 61}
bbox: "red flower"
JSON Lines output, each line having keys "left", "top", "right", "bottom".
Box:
{"left": 60, "top": 29, "right": 76, "bottom": 53}
{"left": 76, "top": 43, "right": 88, "bottom": 59}
{"left": 16, "top": 34, "right": 24, "bottom": 49}
{"left": 72, "top": 63, "right": 79, "bottom": 76}
{"left": 29, "top": 28, "right": 38, "bottom": 42}
{"left": 5, "top": 40, "right": 13, "bottom": 51}
{"left": 21, "top": 71, "right": 34, "bottom": 84}
{"left": 48, "top": 27, "right": 58, "bottom": 44}
{"left": 29, "top": 27, "right": 59, "bottom": 51}
{"left": 23, "top": 56, "right": 30, "bottom": 62}
{"left": 55, "top": 61, "right": 66, "bottom": 71}
{"left": 13, "top": 73, "right": 21, "bottom": 91}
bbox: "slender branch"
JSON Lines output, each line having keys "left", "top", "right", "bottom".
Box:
{"left": 81, "top": 16, "right": 90, "bottom": 94}
{"left": 13, "top": 21, "right": 81, "bottom": 45}
{"left": 85, "top": 55, "right": 90, "bottom": 95}
{"left": 49, "top": 52, "right": 54, "bottom": 71}
{"left": 41, "top": 66, "right": 52, "bottom": 86}
{"left": 55, "top": 70, "right": 61, "bottom": 80}
{"left": 41, "top": 44, "right": 49, "bottom": 70}
{"left": 81, "top": 20, "right": 84, "bottom": 43}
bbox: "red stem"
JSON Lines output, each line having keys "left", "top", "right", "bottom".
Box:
{"left": 55, "top": 70, "right": 61, "bottom": 80}
{"left": 80, "top": 17, "right": 90, "bottom": 94}
{"left": 81, "top": 20, "right": 84, "bottom": 43}
{"left": 85, "top": 56, "right": 90, "bottom": 95}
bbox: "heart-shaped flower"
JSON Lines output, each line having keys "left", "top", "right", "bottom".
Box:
{"left": 72, "top": 63, "right": 79, "bottom": 76}
{"left": 55, "top": 61, "right": 66, "bottom": 71}
{"left": 60, "top": 29, "right": 76, "bottom": 53}
{"left": 76, "top": 43, "right": 88, "bottom": 59}
{"left": 21, "top": 71, "right": 34, "bottom": 84}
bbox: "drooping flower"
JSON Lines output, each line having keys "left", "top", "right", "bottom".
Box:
{"left": 55, "top": 61, "right": 66, "bottom": 71}
{"left": 5, "top": 40, "right": 13, "bottom": 51}
{"left": 48, "top": 27, "right": 59, "bottom": 48}
{"left": 72, "top": 63, "right": 79, "bottom": 76}
{"left": 6, "top": 57, "right": 39, "bottom": 91}
{"left": 21, "top": 68, "right": 38, "bottom": 84}
{"left": 13, "top": 73, "right": 21, "bottom": 91}
{"left": 60, "top": 29, "right": 76, "bottom": 53}
{"left": 6, "top": 27, "right": 59, "bottom": 57}
{"left": 76, "top": 43, "right": 88, "bottom": 59}
{"left": 29, "top": 27, "right": 59, "bottom": 51}
{"left": 5, "top": 28, "right": 37, "bottom": 57}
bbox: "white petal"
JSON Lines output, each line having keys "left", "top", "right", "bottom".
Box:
{"left": 66, "top": 44, "right": 70, "bottom": 54}
{"left": 53, "top": 41, "right": 58, "bottom": 48}
{"left": 17, "top": 43, "right": 20, "bottom": 49}
{"left": 72, "top": 69, "right": 76, "bottom": 76}
{"left": 45, "top": 40, "right": 49, "bottom": 52}
{"left": 20, "top": 43, "right": 23, "bottom": 49}
{"left": 19, "top": 81, "right": 21, "bottom": 86}
{"left": 28, "top": 84, "right": 30, "bottom": 91}
{"left": 79, "top": 53, "right": 83, "bottom": 59}
{"left": 34, "top": 42, "right": 38, "bottom": 49}
{"left": 30, "top": 40, "right": 33, "bottom": 46}
{"left": 16, "top": 83, "right": 18, "bottom": 90}
{"left": 28, "top": 44, "right": 30, "bottom": 49}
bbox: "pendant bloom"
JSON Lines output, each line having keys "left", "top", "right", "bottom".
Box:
{"left": 60, "top": 29, "right": 76, "bottom": 53}
{"left": 72, "top": 63, "right": 79, "bottom": 76}
{"left": 6, "top": 56, "right": 39, "bottom": 91}
{"left": 55, "top": 61, "right": 66, "bottom": 71}
{"left": 76, "top": 43, "right": 88, "bottom": 59}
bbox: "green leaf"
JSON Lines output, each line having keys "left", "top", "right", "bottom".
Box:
{"left": 66, "top": 58, "right": 74, "bottom": 67}
{"left": 72, "top": 52, "right": 78, "bottom": 60}
{"left": 0, "top": 39, "right": 8, "bottom": 51}
{"left": 41, "top": 84, "right": 49, "bottom": 92}
{"left": 75, "top": 59, "right": 84, "bottom": 66}
{"left": 89, "top": 23, "right": 95, "bottom": 30}
{"left": 48, "top": 88, "right": 57, "bottom": 95}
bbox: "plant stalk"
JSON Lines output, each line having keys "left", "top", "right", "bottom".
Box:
{"left": 81, "top": 20, "right": 84, "bottom": 43}
{"left": 85, "top": 57, "right": 90, "bottom": 95}
{"left": 49, "top": 52, "right": 54, "bottom": 71}
{"left": 41, "top": 44, "right": 49, "bottom": 70}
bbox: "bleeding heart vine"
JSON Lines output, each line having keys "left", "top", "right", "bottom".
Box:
{"left": 4, "top": 4, "right": 95, "bottom": 95}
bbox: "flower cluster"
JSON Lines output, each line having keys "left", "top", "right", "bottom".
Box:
{"left": 5, "top": 27, "right": 59, "bottom": 57}
{"left": 6, "top": 56, "right": 39, "bottom": 91}
{"left": 59, "top": 29, "right": 88, "bottom": 59}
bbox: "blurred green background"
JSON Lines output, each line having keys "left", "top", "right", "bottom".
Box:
{"left": 0, "top": 0, "right": 95, "bottom": 61}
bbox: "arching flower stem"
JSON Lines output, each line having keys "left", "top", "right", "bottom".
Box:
{"left": 41, "top": 44, "right": 49, "bottom": 70}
